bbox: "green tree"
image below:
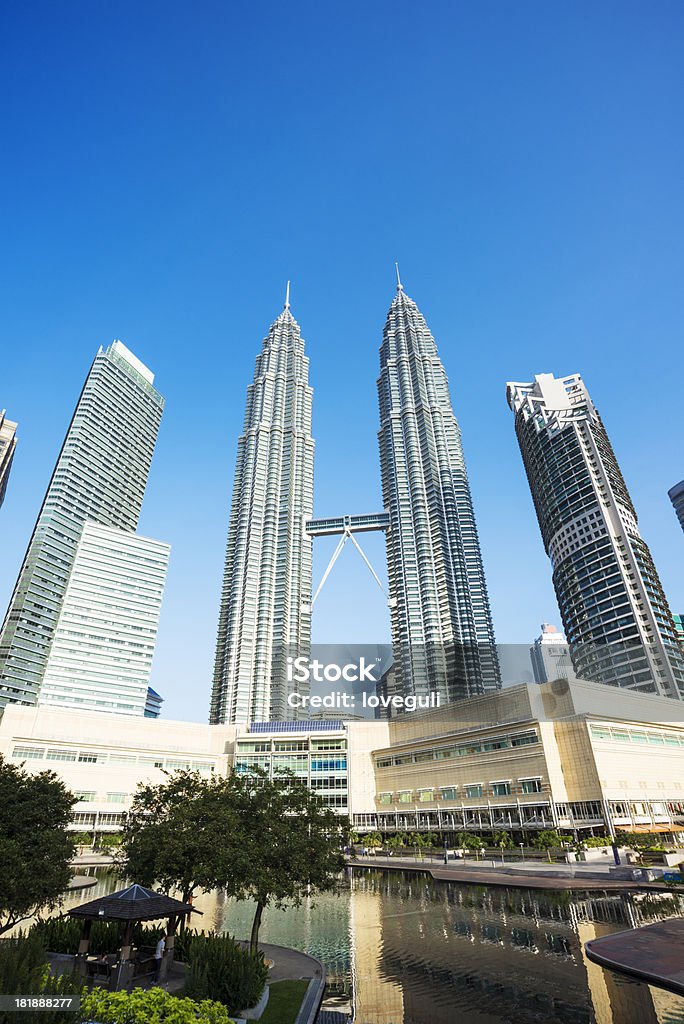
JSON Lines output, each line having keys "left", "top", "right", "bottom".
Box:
{"left": 491, "top": 831, "right": 514, "bottom": 850}
{"left": 0, "top": 756, "right": 75, "bottom": 935}
{"left": 232, "top": 771, "right": 345, "bottom": 954}
{"left": 364, "top": 832, "right": 383, "bottom": 850}
{"left": 118, "top": 771, "right": 248, "bottom": 906}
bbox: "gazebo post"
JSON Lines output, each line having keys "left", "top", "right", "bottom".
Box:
{"left": 159, "top": 914, "right": 177, "bottom": 981}
{"left": 75, "top": 919, "right": 92, "bottom": 975}
{"left": 112, "top": 920, "right": 136, "bottom": 990}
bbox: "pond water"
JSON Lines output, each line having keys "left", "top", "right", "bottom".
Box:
{"left": 67, "top": 867, "right": 684, "bottom": 1024}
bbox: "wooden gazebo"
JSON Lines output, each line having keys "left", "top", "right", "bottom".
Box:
{"left": 69, "top": 884, "right": 200, "bottom": 989}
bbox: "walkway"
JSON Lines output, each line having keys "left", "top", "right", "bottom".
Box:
{"left": 347, "top": 854, "right": 682, "bottom": 891}
{"left": 585, "top": 918, "right": 684, "bottom": 995}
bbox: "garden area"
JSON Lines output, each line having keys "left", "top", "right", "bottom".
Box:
{"left": 0, "top": 754, "right": 342, "bottom": 1023}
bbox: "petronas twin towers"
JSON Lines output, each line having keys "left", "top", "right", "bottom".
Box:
{"left": 210, "top": 276, "right": 499, "bottom": 724}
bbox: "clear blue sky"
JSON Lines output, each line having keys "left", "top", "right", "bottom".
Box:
{"left": 1, "top": 1, "right": 683, "bottom": 722}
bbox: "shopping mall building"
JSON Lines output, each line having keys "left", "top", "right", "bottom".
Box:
{"left": 1, "top": 678, "right": 683, "bottom": 841}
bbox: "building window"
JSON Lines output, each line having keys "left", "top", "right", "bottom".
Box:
{"left": 465, "top": 784, "right": 483, "bottom": 800}
{"left": 520, "top": 779, "right": 542, "bottom": 794}
{"left": 12, "top": 746, "right": 45, "bottom": 760}
{"left": 418, "top": 789, "right": 434, "bottom": 802}
{"left": 491, "top": 782, "right": 511, "bottom": 797}
{"left": 440, "top": 787, "right": 458, "bottom": 801}
{"left": 398, "top": 791, "right": 412, "bottom": 804}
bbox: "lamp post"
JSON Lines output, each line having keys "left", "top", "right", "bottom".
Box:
{"left": 519, "top": 842, "right": 525, "bottom": 864}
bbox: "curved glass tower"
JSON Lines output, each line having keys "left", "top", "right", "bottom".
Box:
{"left": 377, "top": 277, "right": 500, "bottom": 702}
{"left": 507, "top": 372, "right": 684, "bottom": 699}
{"left": 210, "top": 293, "right": 315, "bottom": 724}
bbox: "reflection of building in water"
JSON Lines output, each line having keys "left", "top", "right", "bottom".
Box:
{"left": 352, "top": 874, "right": 683, "bottom": 1024}
{"left": 349, "top": 877, "right": 403, "bottom": 1024}
{"left": 576, "top": 918, "right": 661, "bottom": 1024}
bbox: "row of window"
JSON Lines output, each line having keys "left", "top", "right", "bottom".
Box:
{"left": 235, "top": 739, "right": 346, "bottom": 753}
{"left": 375, "top": 730, "right": 539, "bottom": 768}
{"left": 10, "top": 745, "right": 215, "bottom": 773}
{"left": 73, "top": 791, "right": 127, "bottom": 804}
{"left": 378, "top": 778, "right": 544, "bottom": 804}
{"left": 589, "top": 723, "right": 684, "bottom": 747}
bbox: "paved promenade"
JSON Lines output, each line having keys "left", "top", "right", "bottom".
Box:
{"left": 347, "top": 853, "right": 682, "bottom": 891}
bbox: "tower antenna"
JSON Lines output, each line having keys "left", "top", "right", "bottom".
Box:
{"left": 395, "top": 262, "right": 403, "bottom": 291}
{"left": 284, "top": 280, "right": 291, "bottom": 310}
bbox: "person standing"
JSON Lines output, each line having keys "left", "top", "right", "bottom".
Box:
{"left": 154, "top": 935, "right": 166, "bottom": 982}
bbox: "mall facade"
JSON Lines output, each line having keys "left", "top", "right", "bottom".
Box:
{"left": 1, "top": 678, "right": 683, "bottom": 840}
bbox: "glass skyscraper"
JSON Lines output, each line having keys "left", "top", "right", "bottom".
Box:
{"left": 669, "top": 480, "right": 684, "bottom": 534}
{"left": 0, "top": 410, "right": 17, "bottom": 510}
{"left": 37, "top": 522, "right": 170, "bottom": 716}
{"left": 210, "top": 294, "right": 315, "bottom": 724}
{"left": 507, "top": 372, "right": 684, "bottom": 699}
{"left": 377, "top": 278, "right": 500, "bottom": 702}
{"left": 0, "top": 342, "right": 164, "bottom": 708}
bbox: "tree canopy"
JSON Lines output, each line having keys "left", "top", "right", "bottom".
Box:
{"left": 0, "top": 755, "right": 76, "bottom": 935}
{"left": 230, "top": 770, "right": 345, "bottom": 952}
{"left": 119, "top": 768, "right": 345, "bottom": 953}
{"left": 118, "top": 771, "right": 249, "bottom": 905}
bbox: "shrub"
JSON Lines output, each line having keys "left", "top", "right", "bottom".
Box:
{"left": 184, "top": 934, "right": 268, "bottom": 1013}
{"left": 33, "top": 917, "right": 163, "bottom": 956}
{"left": 80, "top": 987, "right": 234, "bottom": 1024}
{"left": 0, "top": 932, "right": 82, "bottom": 1024}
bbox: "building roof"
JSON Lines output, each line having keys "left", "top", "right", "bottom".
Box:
{"left": 68, "top": 883, "right": 199, "bottom": 921}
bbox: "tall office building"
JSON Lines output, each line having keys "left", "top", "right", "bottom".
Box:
{"left": 210, "top": 291, "right": 315, "bottom": 724}
{"left": 377, "top": 275, "right": 500, "bottom": 702}
{"left": 0, "top": 410, "right": 18, "bottom": 509}
{"left": 669, "top": 480, "right": 684, "bottom": 533}
{"left": 530, "top": 623, "right": 575, "bottom": 684}
{"left": 37, "top": 523, "right": 170, "bottom": 716}
{"left": 507, "top": 372, "right": 684, "bottom": 699}
{"left": 0, "top": 342, "right": 164, "bottom": 708}
{"left": 674, "top": 614, "right": 684, "bottom": 648}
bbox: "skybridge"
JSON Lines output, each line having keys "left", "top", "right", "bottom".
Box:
{"left": 304, "top": 512, "right": 392, "bottom": 610}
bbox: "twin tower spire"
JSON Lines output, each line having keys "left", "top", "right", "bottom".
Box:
{"left": 210, "top": 274, "right": 500, "bottom": 724}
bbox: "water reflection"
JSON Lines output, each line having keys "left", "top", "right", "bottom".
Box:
{"left": 198, "top": 871, "right": 684, "bottom": 1024}
{"left": 57, "top": 869, "right": 684, "bottom": 1024}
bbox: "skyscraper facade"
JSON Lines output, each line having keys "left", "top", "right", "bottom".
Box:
{"left": 377, "top": 278, "right": 500, "bottom": 701}
{"left": 37, "top": 523, "right": 170, "bottom": 716}
{"left": 0, "top": 342, "right": 164, "bottom": 708}
{"left": 0, "top": 410, "right": 18, "bottom": 510}
{"left": 507, "top": 372, "right": 684, "bottom": 699}
{"left": 530, "top": 623, "right": 575, "bottom": 684}
{"left": 210, "top": 294, "right": 315, "bottom": 724}
{"left": 669, "top": 480, "right": 684, "bottom": 534}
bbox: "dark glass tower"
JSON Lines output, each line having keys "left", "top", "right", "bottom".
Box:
{"left": 0, "top": 342, "right": 164, "bottom": 708}
{"left": 669, "top": 480, "right": 684, "bottom": 534}
{"left": 508, "top": 372, "right": 684, "bottom": 699}
{"left": 377, "top": 276, "right": 500, "bottom": 702}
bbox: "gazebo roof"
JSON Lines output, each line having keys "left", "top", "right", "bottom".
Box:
{"left": 68, "top": 883, "right": 199, "bottom": 922}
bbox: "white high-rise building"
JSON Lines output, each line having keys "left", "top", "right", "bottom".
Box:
{"left": 210, "top": 291, "right": 315, "bottom": 723}
{"left": 530, "top": 623, "right": 575, "bottom": 684}
{"left": 0, "top": 341, "right": 164, "bottom": 708}
{"left": 37, "top": 522, "right": 170, "bottom": 717}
